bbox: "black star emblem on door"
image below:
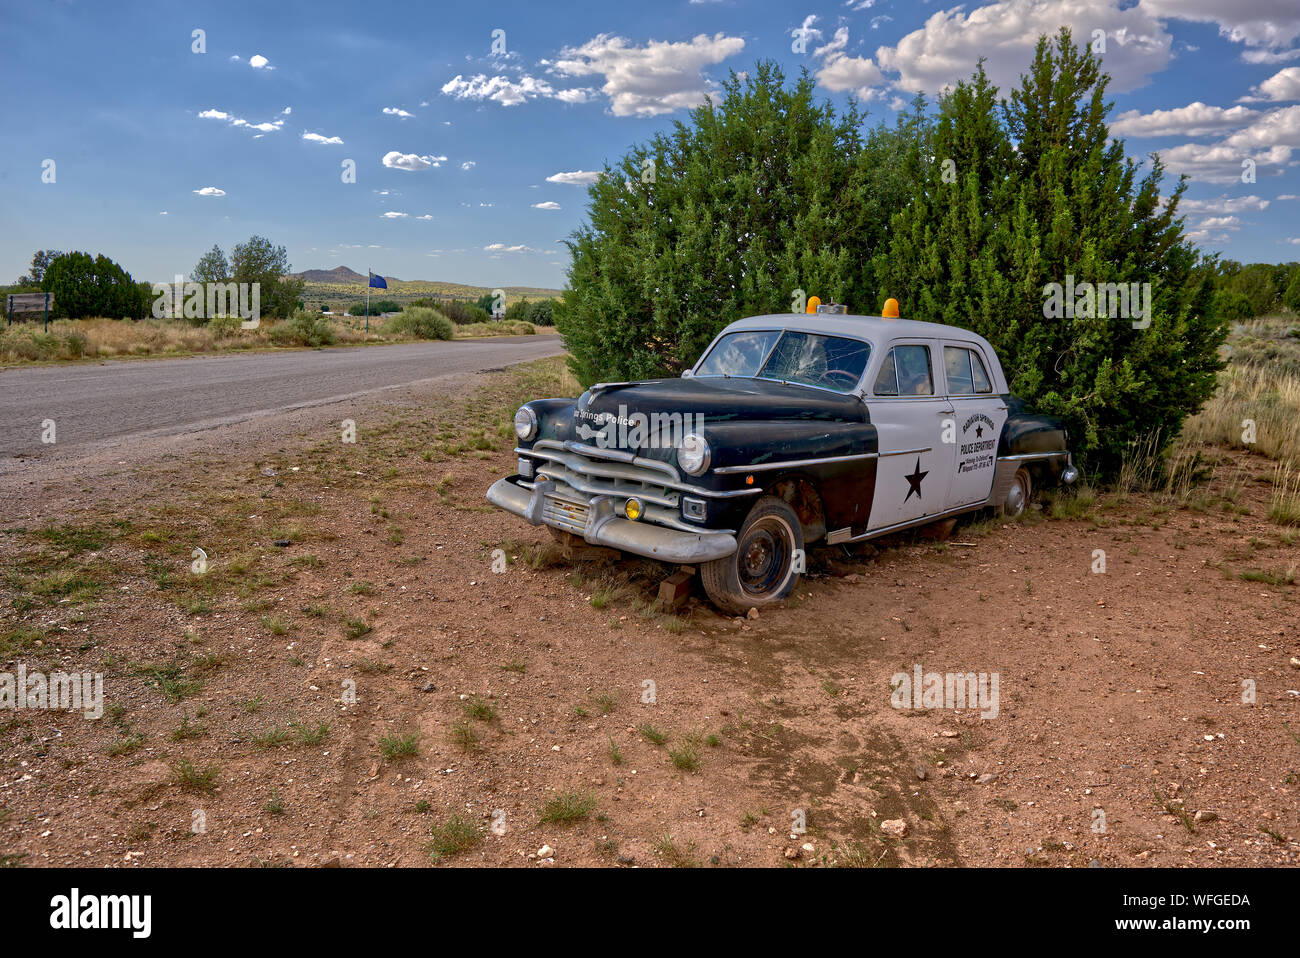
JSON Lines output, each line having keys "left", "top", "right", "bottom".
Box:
{"left": 904, "top": 457, "right": 928, "bottom": 502}
{"left": 975, "top": 425, "right": 984, "bottom": 438}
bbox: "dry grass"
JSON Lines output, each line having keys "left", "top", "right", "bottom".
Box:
{"left": 1180, "top": 316, "right": 1300, "bottom": 469}
{"left": 0, "top": 315, "right": 542, "bottom": 364}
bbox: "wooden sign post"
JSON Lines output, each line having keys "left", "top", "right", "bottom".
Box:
{"left": 6, "top": 292, "right": 54, "bottom": 332}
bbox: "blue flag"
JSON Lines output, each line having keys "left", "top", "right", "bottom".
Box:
{"left": 368, "top": 271, "right": 387, "bottom": 290}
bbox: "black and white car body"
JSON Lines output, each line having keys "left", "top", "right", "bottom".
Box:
{"left": 487, "top": 304, "right": 1078, "bottom": 614}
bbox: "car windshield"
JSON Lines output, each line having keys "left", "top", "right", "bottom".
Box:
{"left": 696, "top": 330, "right": 870, "bottom": 393}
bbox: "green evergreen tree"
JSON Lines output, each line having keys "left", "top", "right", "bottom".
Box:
{"left": 558, "top": 62, "right": 910, "bottom": 385}
{"left": 878, "top": 29, "right": 1224, "bottom": 477}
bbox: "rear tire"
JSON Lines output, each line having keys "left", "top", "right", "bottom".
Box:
{"left": 701, "top": 496, "right": 803, "bottom": 616}
{"left": 998, "top": 466, "right": 1033, "bottom": 519}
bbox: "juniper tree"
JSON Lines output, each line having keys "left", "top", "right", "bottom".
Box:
{"left": 878, "top": 29, "right": 1224, "bottom": 477}
{"left": 558, "top": 62, "right": 910, "bottom": 385}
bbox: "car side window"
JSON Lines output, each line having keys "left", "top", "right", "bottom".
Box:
{"left": 969, "top": 349, "right": 992, "bottom": 393}
{"left": 874, "top": 345, "right": 933, "bottom": 397}
{"left": 944, "top": 346, "right": 974, "bottom": 395}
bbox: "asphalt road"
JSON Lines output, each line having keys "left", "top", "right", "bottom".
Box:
{"left": 0, "top": 335, "right": 564, "bottom": 461}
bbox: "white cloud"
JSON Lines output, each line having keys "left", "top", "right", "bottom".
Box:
{"left": 1140, "top": 0, "right": 1300, "bottom": 53}
{"left": 876, "top": 0, "right": 1172, "bottom": 95}
{"left": 1197, "top": 215, "right": 1242, "bottom": 229}
{"left": 159, "top": 211, "right": 167, "bottom": 215}
{"left": 417, "top": 214, "right": 434, "bottom": 220}
{"left": 381, "top": 211, "right": 409, "bottom": 219}
{"left": 550, "top": 32, "right": 746, "bottom": 117}
{"left": 1242, "top": 48, "right": 1300, "bottom": 65}
{"left": 1158, "top": 141, "right": 1292, "bottom": 183}
{"left": 461, "top": 160, "right": 476, "bottom": 170}
{"left": 1243, "top": 66, "right": 1300, "bottom": 102}
{"left": 302, "top": 132, "right": 344, "bottom": 145}
{"left": 546, "top": 170, "right": 601, "bottom": 185}
{"left": 1179, "top": 194, "right": 1270, "bottom": 214}
{"left": 381, "top": 151, "right": 448, "bottom": 171}
{"left": 484, "top": 243, "right": 533, "bottom": 252}
{"left": 442, "top": 73, "right": 558, "bottom": 107}
{"left": 249, "top": 54, "right": 271, "bottom": 69}
{"left": 193, "top": 186, "right": 226, "bottom": 197}
{"left": 794, "top": 15, "right": 823, "bottom": 46}
{"left": 282, "top": 107, "right": 292, "bottom": 115}
{"left": 198, "top": 107, "right": 285, "bottom": 135}
{"left": 383, "top": 107, "right": 414, "bottom": 118}
{"left": 814, "top": 27, "right": 887, "bottom": 99}
{"left": 1111, "top": 102, "right": 1259, "bottom": 137}
{"left": 532, "top": 201, "right": 562, "bottom": 210}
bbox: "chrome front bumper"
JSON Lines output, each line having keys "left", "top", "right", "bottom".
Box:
{"left": 486, "top": 476, "right": 737, "bottom": 564}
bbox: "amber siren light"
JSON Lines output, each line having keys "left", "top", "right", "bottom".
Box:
{"left": 805, "top": 296, "right": 821, "bottom": 314}
{"left": 882, "top": 298, "right": 900, "bottom": 318}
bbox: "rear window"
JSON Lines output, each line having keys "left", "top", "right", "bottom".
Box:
{"left": 696, "top": 330, "right": 870, "bottom": 393}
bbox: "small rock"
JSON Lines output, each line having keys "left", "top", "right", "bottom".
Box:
{"left": 801, "top": 842, "right": 814, "bottom": 853}
{"left": 1290, "top": 657, "right": 1300, "bottom": 670}
{"left": 1194, "top": 810, "right": 1218, "bottom": 823}
{"left": 747, "top": 607, "right": 759, "bottom": 620}
{"left": 783, "top": 846, "right": 800, "bottom": 860}
{"left": 915, "top": 764, "right": 928, "bottom": 780}
{"left": 880, "top": 819, "right": 908, "bottom": 837}
{"left": 1088, "top": 858, "right": 1103, "bottom": 868}
{"left": 273, "top": 539, "right": 291, "bottom": 548}
{"left": 537, "top": 844, "right": 554, "bottom": 858}
{"left": 419, "top": 683, "right": 437, "bottom": 693}
{"left": 976, "top": 773, "right": 998, "bottom": 785}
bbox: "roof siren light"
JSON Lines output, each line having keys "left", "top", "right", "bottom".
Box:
{"left": 882, "top": 298, "right": 900, "bottom": 319}
{"left": 805, "top": 295, "right": 821, "bottom": 315}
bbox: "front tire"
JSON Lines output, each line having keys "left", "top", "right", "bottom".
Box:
{"left": 701, "top": 496, "right": 803, "bottom": 615}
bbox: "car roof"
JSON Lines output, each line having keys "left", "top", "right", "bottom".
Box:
{"left": 721, "top": 313, "right": 992, "bottom": 346}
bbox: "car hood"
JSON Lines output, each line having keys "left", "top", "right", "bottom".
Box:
{"left": 571, "top": 377, "right": 865, "bottom": 448}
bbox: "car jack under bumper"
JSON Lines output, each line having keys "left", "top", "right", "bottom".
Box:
{"left": 486, "top": 476, "right": 737, "bottom": 564}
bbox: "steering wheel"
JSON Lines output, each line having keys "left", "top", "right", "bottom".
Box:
{"left": 822, "top": 368, "right": 860, "bottom": 389}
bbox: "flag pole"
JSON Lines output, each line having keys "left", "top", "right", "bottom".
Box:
{"left": 366, "top": 267, "right": 370, "bottom": 334}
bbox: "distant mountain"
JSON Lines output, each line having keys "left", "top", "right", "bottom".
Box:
{"left": 292, "top": 266, "right": 400, "bottom": 285}
{"left": 290, "top": 266, "right": 564, "bottom": 306}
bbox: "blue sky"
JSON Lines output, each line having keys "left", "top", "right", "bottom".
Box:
{"left": 3, "top": 0, "right": 1300, "bottom": 290}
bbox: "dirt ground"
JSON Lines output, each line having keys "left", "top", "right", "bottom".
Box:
{"left": 1, "top": 357, "right": 1297, "bottom": 868}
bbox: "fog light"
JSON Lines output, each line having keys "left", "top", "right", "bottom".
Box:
{"left": 624, "top": 497, "right": 643, "bottom": 521}
{"left": 682, "top": 496, "right": 706, "bottom": 521}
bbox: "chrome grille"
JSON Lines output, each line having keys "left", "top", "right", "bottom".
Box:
{"left": 542, "top": 495, "right": 589, "bottom": 534}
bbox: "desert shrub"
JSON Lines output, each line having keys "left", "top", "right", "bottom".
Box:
{"left": 1212, "top": 289, "right": 1255, "bottom": 321}
{"left": 525, "top": 300, "right": 556, "bottom": 326}
{"left": 439, "top": 300, "right": 491, "bottom": 325}
{"left": 346, "top": 299, "right": 401, "bottom": 316}
{"left": 207, "top": 315, "right": 243, "bottom": 339}
{"left": 387, "top": 306, "right": 454, "bottom": 340}
{"left": 269, "top": 311, "right": 337, "bottom": 347}
{"left": 0, "top": 324, "right": 89, "bottom": 361}
{"left": 456, "top": 321, "right": 535, "bottom": 337}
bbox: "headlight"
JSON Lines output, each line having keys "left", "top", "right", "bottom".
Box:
{"left": 514, "top": 406, "right": 538, "bottom": 441}
{"left": 677, "top": 432, "right": 710, "bottom": 476}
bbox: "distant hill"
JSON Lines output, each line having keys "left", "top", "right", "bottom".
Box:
{"left": 293, "top": 266, "right": 389, "bottom": 285}
{"left": 291, "top": 266, "right": 564, "bottom": 309}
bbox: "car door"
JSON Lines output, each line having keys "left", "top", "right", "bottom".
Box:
{"left": 864, "top": 341, "right": 955, "bottom": 530}
{"left": 941, "top": 340, "right": 1007, "bottom": 507}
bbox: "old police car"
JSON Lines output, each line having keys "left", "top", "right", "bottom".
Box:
{"left": 487, "top": 300, "right": 1078, "bottom": 615}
